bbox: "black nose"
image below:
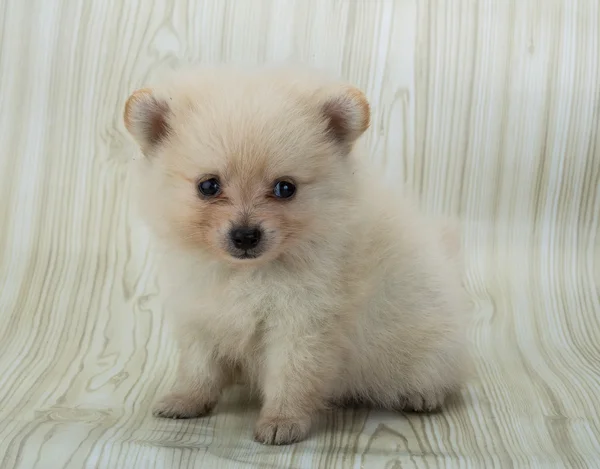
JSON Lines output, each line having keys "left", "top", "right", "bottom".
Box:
{"left": 230, "top": 227, "right": 262, "bottom": 250}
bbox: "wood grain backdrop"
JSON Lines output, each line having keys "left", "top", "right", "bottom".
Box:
{"left": 0, "top": 0, "right": 598, "bottom": 467}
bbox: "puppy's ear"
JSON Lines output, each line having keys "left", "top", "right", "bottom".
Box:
{"left": 321, "top": 86, "right": 370, "bottom": 146}
{"left": 124, "top": 88, "right": 171, "bottom": 154}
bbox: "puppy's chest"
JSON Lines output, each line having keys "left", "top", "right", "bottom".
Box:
{"left": 197, "top": 277, "right": 282, "bottom": 354}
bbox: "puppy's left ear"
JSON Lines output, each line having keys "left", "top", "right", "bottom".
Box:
{"left": 124, "top": 88, "right": 171, "bottom": 155}
{"left": 321, "top": 85, "right": 370, "bottom": 146}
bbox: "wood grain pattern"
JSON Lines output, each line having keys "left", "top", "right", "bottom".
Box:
{"left": 0, "top": 0, "right": 599, "bottom": 467}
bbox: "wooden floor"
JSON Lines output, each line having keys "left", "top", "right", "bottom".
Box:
{"left": 0, "top": 1, "right": 599, "bottom": 467}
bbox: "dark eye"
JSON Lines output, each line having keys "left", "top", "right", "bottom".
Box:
{"left": 273, "top": 180, "right": 296, "bottom": 199}
{"left": 198, "top": 178, "right": 221, "bottom": 197}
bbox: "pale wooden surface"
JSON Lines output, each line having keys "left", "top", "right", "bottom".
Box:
{"left": 0, "top": 1, "right": 599, "bottom": 468}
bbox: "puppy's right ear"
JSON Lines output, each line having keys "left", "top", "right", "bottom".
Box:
{"left": 124, "top": 88, "right": 171, "bottom": 154}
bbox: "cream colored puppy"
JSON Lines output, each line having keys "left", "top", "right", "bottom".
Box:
{"left": 124, "top": 65, "right": 470, "bottom": 445}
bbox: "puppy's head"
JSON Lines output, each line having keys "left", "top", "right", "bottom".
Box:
{"left": 124, "top": 67, "right": 369, "bottom": 264}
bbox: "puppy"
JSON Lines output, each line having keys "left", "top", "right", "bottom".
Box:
{"left": 124, "top": 65, "right": 470, "bottom": 445}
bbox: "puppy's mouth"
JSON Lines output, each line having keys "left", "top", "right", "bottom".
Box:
{"left": 226, "top": 244, "right": 267, "bottom": 261}
{"left": 230, "top": 250, "right": 261, "bottom": 260}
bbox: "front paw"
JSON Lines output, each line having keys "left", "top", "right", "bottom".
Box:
{"left": 253, "top": 415, "right": 311, "bottom": 445}
{"left": 153, "top": 392, "right": 216, "bottom": 419}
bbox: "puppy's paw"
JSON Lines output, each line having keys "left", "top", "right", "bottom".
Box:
{"left": 396, "top": 390, "right": 446, "bottom": 413}
{"left": 153, "top": 392, "right": 216, "bottom": 419}
{"left": 253, "top": 415, "right": 311, "bottom": 445}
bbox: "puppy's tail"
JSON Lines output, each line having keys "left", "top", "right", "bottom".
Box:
{"left": 438, "top": 218, "right": 462, "bottom": 262}
{"left": 437, "top": 218, "right": 473, "bottom": 317}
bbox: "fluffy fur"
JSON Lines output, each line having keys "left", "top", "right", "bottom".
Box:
{"left": 124, "top": 65, "right": 470, "bottom": 445}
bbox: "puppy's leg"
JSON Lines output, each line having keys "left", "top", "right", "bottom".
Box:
{"left": 153, "top": 338, "right": 226, "bottom": 419}
{"left": 254, "top": 324, "right": 338, "bottom": 445}
{"left": 395, "top": 388, "right": 448, "bottom": 413}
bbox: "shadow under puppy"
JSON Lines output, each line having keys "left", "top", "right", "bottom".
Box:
{"left": 124, "top": 65, "right": 470, "bottom": 445}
